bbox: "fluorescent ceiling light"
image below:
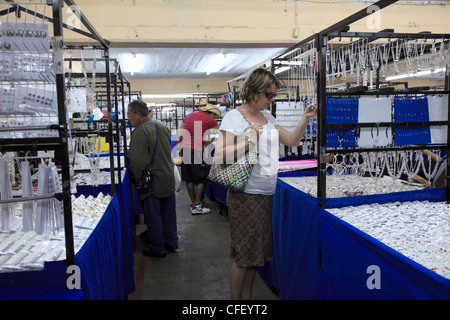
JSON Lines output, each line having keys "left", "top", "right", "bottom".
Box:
{"left": 275, "top": 66, "right": 290, "bottom": 74}
{"left": 274, "top": 61, "right": 304, "bottom": 74}
{"left": 385, "top": 67, "right": 446, "bottom": 81}
{"left": 142, "top": 93, "right": 208, "bottom": 99}
{"left": 122, "top": 53, "right": 144, "bottom": 76}
{"left": 204, "top": 53, "right": 235, "bottom": 75}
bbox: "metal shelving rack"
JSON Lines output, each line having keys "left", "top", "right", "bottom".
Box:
{"left": 66, "top": 55, "right": 131, "bottom": 192}
{"left": 0, "top": 0, "right": 110, "bottom": 268}
{"left": 270, "top": 0, "right": 450, "bottom": 205}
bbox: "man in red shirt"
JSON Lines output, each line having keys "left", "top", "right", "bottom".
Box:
{"left": 178, "top": 104, "right": 220, "bottom": 215}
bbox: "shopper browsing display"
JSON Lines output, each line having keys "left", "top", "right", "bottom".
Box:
{"left": 409, "top": 149, "right": 447, "bottom": 188}
{"left": 127, "top": 100, "right": 178, "bottom": 258}
{"left": 178, "top": 104, "right": 220, "bottom": 215}
{"left": 214, "top": 67, "right": 317, "bottom": 300}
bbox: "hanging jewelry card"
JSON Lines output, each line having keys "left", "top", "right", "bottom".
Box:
{"left": 326, "top": 96, "right": 359, "bottom": 148}
{"left": 394, "top": 96, "right": 431, "bottom": 146}
{"left": 428, "top": 94, "right": 449, "bottom": 144}
{"left": 358, "top": 96, "right": 392, "bottom": 147}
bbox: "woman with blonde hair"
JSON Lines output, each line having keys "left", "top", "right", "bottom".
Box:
{"left": 215, "top": 68, "right": 317, "bottom": 299}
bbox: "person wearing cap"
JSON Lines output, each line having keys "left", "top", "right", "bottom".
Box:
{"left": 178, "top": 104, "right": 221, "bottom": 215}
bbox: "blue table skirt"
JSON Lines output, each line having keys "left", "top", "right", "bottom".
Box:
{"left": 76, "top": 171, "right": 135, "bottom": 299}
{"left": 0, "top": 260, "right": 84, "bottom": 300}
{"left": 76, "top": 183, "right": 112, "bottom": 197}
{"left": 205, "top": 180, "right": 228, "bottom": 206}
{"left": 258, "top": 173, "right": 449, "bottom": 300}
{"left": 316, "top": 209, "right": 450, "bottom": 300}
{"left": 0, "top": 284, "right": 85, "bottom": 300}
{"left": 259, "top": 179, "right": 321, "bottom": 300}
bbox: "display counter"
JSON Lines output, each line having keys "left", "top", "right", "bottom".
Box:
{"left": 257, "top": 173, "right": 449, "bottom": 300}
{"left": 317, "top": 207, "right": 450, "bottom": 299}
{"left": 0, "top": 172, "right": 135, "bottom": 300}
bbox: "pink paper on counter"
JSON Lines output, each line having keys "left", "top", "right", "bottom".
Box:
{"left": 278, "top": 159, "right": 317, "bottom": 172}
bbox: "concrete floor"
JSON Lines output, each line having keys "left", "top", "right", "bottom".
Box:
{"left": 128, "top": 183, "right": 280, "bottom": 300}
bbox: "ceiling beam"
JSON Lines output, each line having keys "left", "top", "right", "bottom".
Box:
{"left": 63, "top": 0, "right": 110, "bottom": 48}
{"left": 64, "top": 41, "right": 296, "bottom": 49}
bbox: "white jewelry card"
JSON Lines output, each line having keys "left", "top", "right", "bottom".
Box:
{"left": 0, "top": 22, "right": 50, "bottom": 54}
{"left": 358, "top": 96, "right": 392, "bottom": 147}
{"left": 428, "top": 95, "right": 448, "bottom": 144}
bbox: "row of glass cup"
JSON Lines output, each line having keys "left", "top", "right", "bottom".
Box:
{"left": 0, "top": 192, "right": 110, "bottom": 272}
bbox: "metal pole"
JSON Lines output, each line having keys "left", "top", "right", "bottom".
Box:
{"left": 319, "top": 0, "right": 399, "bottom": 36}
{"left": 52, "top": 0, "right": 75, "bottom": 268}
{"left": 105, "top": 49, "right": 116, "bottom": 195}
{"left": 113, "top": 62, "right": 122, "bottom": 183}
{"left": 120, "top": 70, "right": 129, "bottom": 168}
{"left": 317, "top": 33, "right": 328, "bottom": 206}
{"left": 445, "top": 64, "right": 450, "bottom": 203}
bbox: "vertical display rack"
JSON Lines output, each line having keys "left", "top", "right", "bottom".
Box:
{"left": 0, "top": 0, "right": 110, "bottom": 267}
{"left": 270, "top": 0, "right": 449, "bottom": 205}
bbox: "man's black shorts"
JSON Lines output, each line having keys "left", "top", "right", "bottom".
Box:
{"left": 180, "top": 148, "right": 211, "bottom": 185}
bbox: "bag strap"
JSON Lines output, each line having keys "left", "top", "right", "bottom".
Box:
{"left": 151, "top": 120, "right": 158, "bottom": 166}
{"left": 236, "top": 108, "right": 253, "bottom": 127}
{"left": 235, "top": 108, "right": 259, "bottom": 156}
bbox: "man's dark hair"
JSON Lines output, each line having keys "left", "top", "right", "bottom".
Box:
{"left": 128, "top": 99, "right": 149, "bottom": 117}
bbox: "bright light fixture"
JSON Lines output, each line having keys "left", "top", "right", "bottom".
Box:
{"left": 142, "top": 93, "right": 208, "bottom": 99}
{"left": 385, "top": 67, "right": 446, "bottom": 81}
{"left": 122, "top": 53, "right": 144, "bottom": 76}
{"left": 204, "top": 53, "right": 235, "bottom": 75}
{"left": 275, "top": 61, "right": 304, "bottom": 74}
{"left": 275, "top": 66, "right": 290, "bottom": 74}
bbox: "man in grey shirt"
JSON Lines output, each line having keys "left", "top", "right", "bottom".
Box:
{"left": 127, "top": 99, "right": 178, "bottom": 257}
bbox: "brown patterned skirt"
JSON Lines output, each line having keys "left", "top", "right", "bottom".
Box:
{"left": 227, "top": 191, "right": 273, "bottom": 268}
